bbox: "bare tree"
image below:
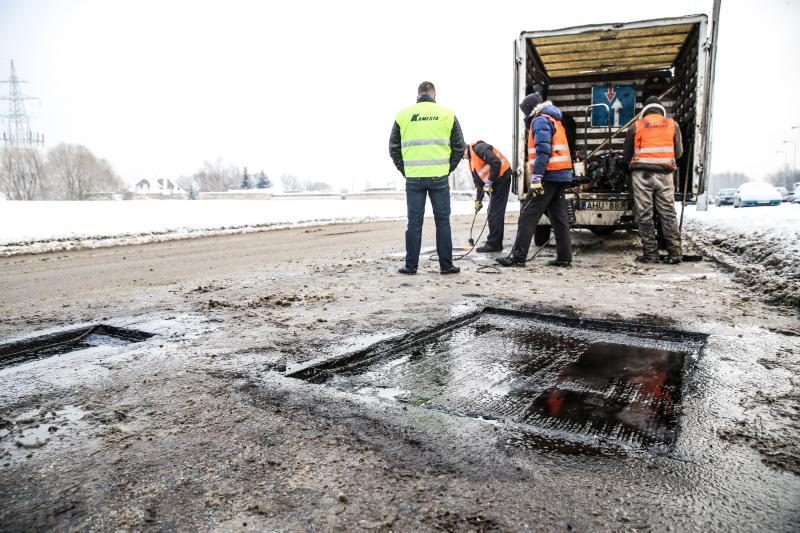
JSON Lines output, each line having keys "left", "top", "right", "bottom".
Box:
{"left": 192, "top": 158, "right": 239, "bottom": 192}
{"left": 305, "top": 180, "right": 332, "bottom": 192}
{"left": 0, "top": 147, "right": 45, "bottom": 200}
{"left": 280, "top": 173, "right": 303, "bottom": 192}
{"left": 45, "top": 144, "right": 125, "bottom": 200}
{"left": 765, "top": 166, "right": 800, "bottom": 190}
{"left": 175, "top": 175, "right": 200, "bottom": 199}
{"left": 710, "top": 171, "right": 749, "bottom": 195}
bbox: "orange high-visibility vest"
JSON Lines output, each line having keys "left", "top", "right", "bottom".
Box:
{"left": 527, "top": 115, "right": 572, "bottom": 175}
{"left": 631, "top": 114, "right": 677, "bottom": 169}
{"left": 468, "top": 142, "right": 511, "bottom": 183}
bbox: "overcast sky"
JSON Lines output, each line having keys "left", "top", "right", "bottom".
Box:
{"left": 1, "top": 0, "right": 799, "bottom": 189}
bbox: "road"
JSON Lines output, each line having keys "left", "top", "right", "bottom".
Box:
{"left": 1, "top": 217, "right": 798, "bottom": 531}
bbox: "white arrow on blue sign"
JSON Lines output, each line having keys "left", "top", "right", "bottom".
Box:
{"left": 591, "top": 84, "right": 636, "bottom": 128}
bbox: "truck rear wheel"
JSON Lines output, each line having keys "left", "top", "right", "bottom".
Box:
{"left": 534, "top": 225, "right": 551, "bottom": 246}
{"left": 589, "top": 226, "right": 616, "bottom": 236}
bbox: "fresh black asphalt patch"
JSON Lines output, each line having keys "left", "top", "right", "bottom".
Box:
{"left": 287, "top": 307, "right": 707, "bottom": 452}
{"left": 0, "top": 324, "right": 154, "bottom": 369}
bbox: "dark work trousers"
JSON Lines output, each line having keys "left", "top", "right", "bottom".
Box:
{"left": 404, "top": 176, "right": 454, "bottom": 271}
{"left": 482, "top": 171, "right": 511, "bottom": 249}
{"left": 510, "top": 181, "right": 572, "bottom": 261}
{"left": 631, "top": 169, "right": 682, "bottom": 258}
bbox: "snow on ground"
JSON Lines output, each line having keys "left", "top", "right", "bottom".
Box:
{"left": 683, "top": 203, "right": 800, "bottom": 308}
{"left": 683, "top": 201, "right": 800, "bottom": 239}
{"left": 0, "top": 198, "right": 518, "bottom": 256}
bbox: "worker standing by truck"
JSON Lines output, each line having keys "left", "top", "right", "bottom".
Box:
{"left": 623, "top": 95, "right": 684, "bottom": 264}
{"left": 389, "top": 81, "right": 465, "bottom": 275}
{"left": 464, "top": 140, "right": 512, "bottom": 252}
{"left": 497, "top": 93, "right": 573, "bottom": 268}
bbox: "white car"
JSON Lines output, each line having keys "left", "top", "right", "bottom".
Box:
{"left": 733, "top": 182, "right": 782, "bottom": 208}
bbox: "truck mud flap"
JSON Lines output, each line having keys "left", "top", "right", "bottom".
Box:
{"left": 566, "top": 199, "right": 577, "bottom": 225}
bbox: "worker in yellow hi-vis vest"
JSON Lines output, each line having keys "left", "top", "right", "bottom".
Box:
{"left": 389, "top": 81, "right": 466, "bottom": 275}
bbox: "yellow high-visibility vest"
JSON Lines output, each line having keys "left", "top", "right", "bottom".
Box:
{"left": 395, "top": 101, "right": 455, "bottom": 178}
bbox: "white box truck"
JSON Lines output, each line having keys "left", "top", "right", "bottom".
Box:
{"left": 512, "top": 5, "right": 720, "bottom": 245}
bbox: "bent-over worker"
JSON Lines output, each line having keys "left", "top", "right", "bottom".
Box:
{"left": 464, "top": 140, "right": 512, "bottom": 252}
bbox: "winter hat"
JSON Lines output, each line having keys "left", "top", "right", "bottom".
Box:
{"left": 519, "top": 93, "right": 543, "bottom": 117}
{"left": 641, "top": 95, "right": 666, "bottom": 116}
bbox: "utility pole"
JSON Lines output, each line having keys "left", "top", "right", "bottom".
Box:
{"left": 0, "top": 60, "right": 44, "bottom": 148}
{"left": 776, "top": 150, "right": 787, "bottom": 168}
{"left": 783, "top": 139, "right": 797, "bottom": 175}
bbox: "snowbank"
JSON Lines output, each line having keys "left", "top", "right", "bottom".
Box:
{"left": 683, "top": 203, "right": 800, "bottom": 308}
{"left": 0, "top": 198, "right": 517, "bottom": 256}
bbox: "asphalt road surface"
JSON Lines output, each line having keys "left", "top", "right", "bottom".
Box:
{"left": 1, "top": 217, "right": 798, "bottom": 531}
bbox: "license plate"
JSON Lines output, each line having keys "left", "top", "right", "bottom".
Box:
{"left": 757, "top": 201, "right": 770, "bottom": 205}
{"left": 580, "top": 200, "right": 627, "bottom": 211}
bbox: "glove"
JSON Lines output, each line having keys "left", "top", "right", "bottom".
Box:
{"left": 483, "top": 181, "right": 493, "bottom": 194}
{"left": 474, "top": 201, "right": 483, "bottom": 213}
{"left": 529, "top": 175, "right": 545, "bottom": 198}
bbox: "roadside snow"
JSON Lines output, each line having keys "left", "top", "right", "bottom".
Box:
{"left": 0, "top": 199, "right": 517, "bottom": 256}
{"left": 683, "top": 203, "right": 800, "bottom": 308}
{"left": 683, "top": 202, "right": 800, "bottom": 239}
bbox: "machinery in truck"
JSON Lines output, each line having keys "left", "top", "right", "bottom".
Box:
{"left": 512, "top": 6, "right": 720, "bottom": 245}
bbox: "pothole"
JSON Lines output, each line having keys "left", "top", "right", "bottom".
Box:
{"left": 0, "top": 324, "right": 154, "bottom": 370}
{"left": 287, "top": 307, "right": 707, "bottom": 452}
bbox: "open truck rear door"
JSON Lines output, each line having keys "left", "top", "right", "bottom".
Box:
{"left": 694, "top": 0, "right": 721, "bottom": 210}
{"left": 513, "top": 7, "right": 721, "bottom": 232}
{"left": 511, "top": 37, "right": 522, "bottom": 196}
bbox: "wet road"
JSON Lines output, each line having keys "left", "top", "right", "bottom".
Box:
{"left": 1, "top": 218, "right": 799, "bottom": 531}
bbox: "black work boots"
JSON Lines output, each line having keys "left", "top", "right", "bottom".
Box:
{"left": 398, "top": 266, "right": 461, "bottom": 274}
{"left": 635, "top": 255, "right": 682, "bottom": 265}
{"left": 476, "top": 244, "right": 503, "bottom": 253}
{"left": 496, "top": 255, "right": 526, "bottom": 267}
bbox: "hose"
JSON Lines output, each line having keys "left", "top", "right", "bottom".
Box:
{"left": 428, "top": 210, "right": 489, "bottom": 262}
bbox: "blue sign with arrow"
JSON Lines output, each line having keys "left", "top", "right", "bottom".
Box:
{"left": 591, "top": 84, "right": 636, "bottom": 128}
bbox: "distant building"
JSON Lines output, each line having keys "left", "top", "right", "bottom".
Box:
{"left": 127, "top": 178, "right": 187, "bottom": 199}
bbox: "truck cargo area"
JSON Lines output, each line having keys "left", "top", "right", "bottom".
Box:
{"left": 513, "top": 15, "right": 716, "bottom": 236}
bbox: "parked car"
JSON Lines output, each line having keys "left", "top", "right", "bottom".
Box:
{"left": 792, "top": 184, "right": 800, "bottom": 203}
{"left": 733, "top": 182, "right": 782, "bottom": 207}
{"left": 715, "top": 188, "right": 737, "bottom": 206}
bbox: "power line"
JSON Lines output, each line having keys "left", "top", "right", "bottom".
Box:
{"left": 0, "top": 60, "right": 44, "bottom": 147}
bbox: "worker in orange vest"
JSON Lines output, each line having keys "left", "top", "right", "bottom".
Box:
{"left": 463, "top": 141, "right": 512, "bottom": 252}
{"left": 623, "top": 96, "right": 684, "bottom": 264}
{"left": 497, "top": 93, "right": 574, "bottom": 267}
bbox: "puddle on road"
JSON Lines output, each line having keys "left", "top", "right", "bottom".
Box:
{"left": 287, "top": 308, "right": 707, "bottom": 452}
{"left": 0, "top": 324, "right": 154, "bottom": 370}
{"left": 0, "top": 405, "right": 89, "bottom": 465}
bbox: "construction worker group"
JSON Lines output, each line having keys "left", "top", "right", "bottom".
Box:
{"left": 389, "top": 81, "right": 683, "bottom": 274}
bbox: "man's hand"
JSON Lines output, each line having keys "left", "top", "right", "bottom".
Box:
{"left": 529, "top": 175, "right": 545, "bottom": 198}
{"left": 474, "top": 201, "right": 483, "bottom": 213}
{"left": 483, "top": 181, "right": 493, "bottom": 194}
